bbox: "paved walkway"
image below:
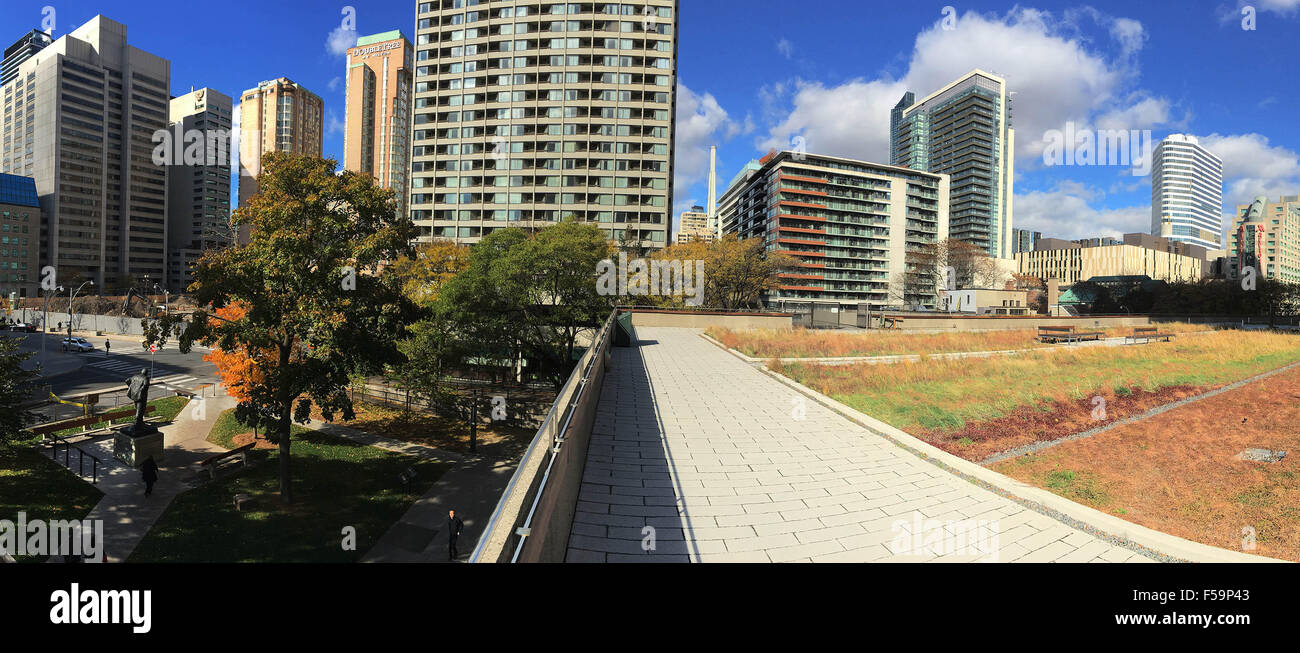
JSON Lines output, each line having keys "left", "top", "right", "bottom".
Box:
{"left": 567, "top": 328, "right": 1152, "bottom": 563}
{"left": 74, "top": 391, "right": 236, "bottom": 562}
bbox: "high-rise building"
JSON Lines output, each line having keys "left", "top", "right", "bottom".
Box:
{"left": 344, "top": 31, "right": 413, "bottom": 220}
{"left": 237, "top": 77, "right": 324, "bottom": 213}
{"left": 166, "top": 88, "right": 233, "bottom": 292}
{"left": 1151, "top": 134, "right": 1223, "bottom": 250}
{"left": 1, "top": 30, "right": 52, "bottom": 87}
{"left": 719, "top": 150, "right": 949, "bottom": 310}
{"left": 408, "top": 1, "right": 679, "bottom": 247}
{"left": 891, "top": 70, "right": 1015, "bottom": 259}
{"left": 676, "top": 205, "right": 712, "bottom": 244}
{"left": 1012, "top": 228, "right": 1040, "bottom": 254}
{"left": 0, "top": 173, "right": 40, "bottom": 299}
{"left": 0, "top": 16, "right": 171, "bottom": 292}
{"left": 1229, "top": 195, "right": 1300, "bottom": 283}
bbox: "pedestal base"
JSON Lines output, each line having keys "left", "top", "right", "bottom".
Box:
{"left": 113, "top": 426, "right": 164, "bottom": 469}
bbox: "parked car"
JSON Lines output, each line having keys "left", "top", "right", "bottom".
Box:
{"left": 61, "top": 337, "right": 94, "bottom": 353}
{"left": 9, "top": 323, "right": 37, "bottom": 333}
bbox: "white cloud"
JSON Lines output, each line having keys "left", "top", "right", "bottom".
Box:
{"left": 758, "top": 8, "right": 1173, "bottom": 169}
{"left": 326, "top": 110, "right": 344, "bottom": 137}
{"left": 1199, "top": 133, "right": 1300, "bottom": 204}
{"left": 1016, "top": 181, "right": 1150, "bottom": 240}
{"left": 776, "top": 38, "right": 794, "bottom": 59}
{"left": 328, "top": 76, "right": 344, "bottom": 93}
{"left": 326, "top": 26, "right": 357, "bottom": 58}
{"left": 673, "top": 83, "right": 741, "bottom": 217}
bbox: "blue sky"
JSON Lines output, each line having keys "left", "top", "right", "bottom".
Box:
{"left": 4, "top": 0, "right": 1299, "bottom": 244}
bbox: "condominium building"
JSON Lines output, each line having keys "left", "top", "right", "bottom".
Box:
{"left": 344, "top": 31, "right": 413, "bottom": 220}
{"left": 0, "top": 15, "right": 171, "bottom": 292}
{"left": 675, "top": 205, "right": 712, "bottom": 244}
{"left": 1, "top": 30, "right": 52, "bottom": 87}
{"left": 408, "top": 0, "right": 679, "bottom": 247}
{"left": 166, "top": 88, "right": 233, "bottom": 292}
{"left": 1151, "top": 134, "right": 1223, "bottom": 250}
{"left": 237, "top": 77, "right": 324, "bottom": 211}
{"left": 718, "top": 150, "right": 950, "bottom": 311}
{"left": 891, "top": 69, "right": 1014, "bottom": 259}
{"left": 1229, "top": 195, "right": 1300, "bottom": 283}
{"left": 1017, "top": 233, "right": 1205, "bottom": 285}
{"left": 0, "top": 173, "right": 39, "bottom": 299}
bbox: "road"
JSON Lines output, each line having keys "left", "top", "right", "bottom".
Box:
{"left": 5, "top": 331, "right": 219, "bottom": 421}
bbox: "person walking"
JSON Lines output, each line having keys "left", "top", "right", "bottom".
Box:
{"left": 104, "top": 339, "right": 110, "bottom": 356}
{"left": 141, "top": 457, "right": 159, "bottom": 498}
{"left": 447, "top": 509, "right": 464, "bottom": 561}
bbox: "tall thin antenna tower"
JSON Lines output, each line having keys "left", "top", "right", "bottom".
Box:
{"left": 708, "top": 145, "right": 719, "bottom": 239}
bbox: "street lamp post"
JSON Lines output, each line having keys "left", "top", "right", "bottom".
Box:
{"left": 67, "top": 280, "right": 94, "bottom": 345}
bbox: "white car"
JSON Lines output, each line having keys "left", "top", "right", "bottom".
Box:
{"left": 61, "top": 337, "right": 94, "bottom": 353}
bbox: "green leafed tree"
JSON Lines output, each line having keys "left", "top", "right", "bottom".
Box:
{"left": 143, "top": 152, "right": 419, "bottom": 503}
{"left": 440, "top": 220, "right": 614, "bottom": 388}
{"left": 0, "top": 336, "right": 39, "bottom": 444}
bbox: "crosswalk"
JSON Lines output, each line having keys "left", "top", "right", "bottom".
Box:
{"left": 84, "top": 357, "right": 206, "bottom": 392}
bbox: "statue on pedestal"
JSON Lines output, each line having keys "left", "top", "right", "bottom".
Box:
{"left": 124, "top": 368, "right": 157, "bottom": 435}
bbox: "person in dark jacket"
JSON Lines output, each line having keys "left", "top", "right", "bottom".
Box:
{"left": 447, "top": 509, "right": 464, "bottom": 561}
{"left": 142, "top": 457, "right": 159, "bottom": 497}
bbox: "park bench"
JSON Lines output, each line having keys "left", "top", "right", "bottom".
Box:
{"left": 881, "top": 316, "right": 904, "bottom": 330}
{"left": 32, "top": 406, "right": 156, "bottom": 438}
{"left": 198, "top": 443, "right": 256, "bottom": 480}
{"left": 1126, "top": 326, "right": 1175, "bottom": 344}
{"left": 1037, "top": 325, "right": 1103, "bottom": 344}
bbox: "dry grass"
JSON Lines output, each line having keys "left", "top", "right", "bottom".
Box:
{"left": 709, "top": 323, "right": 1215, "bottom": 359}
{"left": 310, "top": 400, "right": 534, "bottom": 458}
{"left": 992, "top": 364, "right": 1300, "bottom": 561}
{"left": 775, "top": 331, "right": 1300, "bottom": 437}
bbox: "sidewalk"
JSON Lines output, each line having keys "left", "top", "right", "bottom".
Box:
{"left": 567, "top": 327, "right": 1156, "bottom": 563}
{"left": 77, "top": 390, "right": 236, "bottom": 563}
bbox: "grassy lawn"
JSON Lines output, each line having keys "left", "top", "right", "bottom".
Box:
{"left": 49, "top": 395, "right": 190, "bottom": 438}
{"left": 991, "top": 364, "right": 1300, "bottom": 561}
{"left": 776, "top": 330, "right": 1300, "bottom": 460}
{"left": 128, "top": 409, "right": 449, "bottom": 563}
{"left": 0, "top": 446, "right": 104, "bottom": 562}
{"left": 708, "top": 323, "right": 1213, "bottom": 359}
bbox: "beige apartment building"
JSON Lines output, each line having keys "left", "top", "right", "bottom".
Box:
{"left": 237, "top": 78, "right": 324, "bottom": 214}
{"left": 719, "top": 150, "right": 950, "bottom": 311}
{"left": 0, "top": 15, "right": 171, "bottom": 293}
{"left": 1229, "top": 195, "right": 1300, "bottom": 284}
{"left": 344, "top": 31, "right": 413, "bottom": 220}
{"left": 409, "top": 1, "right": 678, "bottom": 247}
{"left": 676, "top": 205, "right": 712, "bottom": 244}
{"left": 1018, "top": 233, "right": 1205, "bottom": 285}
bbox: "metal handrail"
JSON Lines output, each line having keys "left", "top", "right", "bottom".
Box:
{"left": 469, "top": 309, "right": 618, "bottom": 564}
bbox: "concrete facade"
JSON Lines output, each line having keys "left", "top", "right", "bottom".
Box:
{"left": 344, "top": 31, "right": 413, "bottom": 222}
{"left": 408, "top": 1, "right": 679, "bottom": 247}
{"left": 1, "top": 15, "right": 171, "bottom": 293}
{"left": 1229, "top": 195, "right": 1300, "bottom": 284}
{"left": 165, "top": 88, "right": 233, "bottom": 292}
{"left": 1017, "top": 235, "right": 1205, "bottom": 285}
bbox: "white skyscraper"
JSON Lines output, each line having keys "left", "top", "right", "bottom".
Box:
{"left": 1151, "top": 134, "right": 1223, "bottom": 251}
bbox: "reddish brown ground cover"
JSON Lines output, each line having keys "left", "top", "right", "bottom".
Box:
{"left": 923, "top": 384, "right": 1210, "bottom": 462}
{"left": 991, "top": 366, "right": 1300, "bottom": 561}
